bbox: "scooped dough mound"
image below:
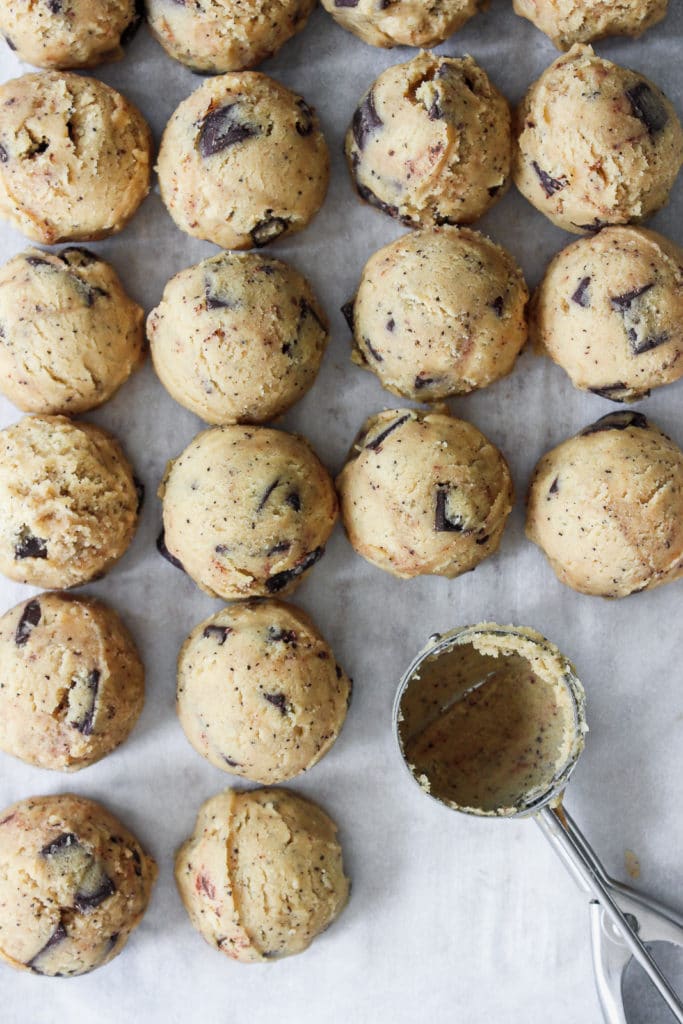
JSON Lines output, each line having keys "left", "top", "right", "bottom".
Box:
{"left": 513, "top": 0, "right": 668, "bottom": 50}
{"left": 321, "top": 0, "right": 480, "bottom": 48}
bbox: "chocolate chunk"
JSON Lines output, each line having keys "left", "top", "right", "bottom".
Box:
{"left": 131, "top": 848, "right": 142, "bottom": 877}
{"left": 267, "top": 626, "right": 297, "bottom": 644}
{"left": 0, "top": 145, "right": 8, "bottom": 164}
{"left": 414, "top": 375, "right": 436, "bottom": 390}
{"left": 257, "top": 478, "right": 280, "bottom": 512}
{"left": 386, "top": 318, "right": 395, "bottom": 332}
{"left": 365, "top": 414, "right": 410, "bottom": 451}
{"left": 157, "top": 529, "right": 185, "bottom": 572}
{"left": 588, "top": 383, "right": 633, "bottom": 401}
{"left": 610, "top": 283, "right": 653, "bottom": 312}
{"left": 571, "top": 218, "right": 607, "bottom": 233}
{"left": 27, "top": 921, "right": 67, "bottom": 972}
{"left": 571, "top": 276, "right": 591, "bottom": 308}
{"left": 334, "top": 0, "right": 358, "bottom": 6}
{"left": 198, "top": 104, "right": 259, "bottom": 157}
{"left": 205, "top": 280, "right": 238, "bottom": 310}
{"left": 352, "top": 91, "right": 383, "bottom": 150}
{"left": 47, "top": 0, "right": 62, "bottom": 12}
{"left": 549, "top": 477, "right": 559, "bottom": 495}
{"left": 5, "top": 36, "right": 16, "bottom": 51}
{"left": 434, "top": 486, "right": 464, "bottom": 532}
{"left": 133, "top": 477, "right": 145, "bottom": 514}
{"left": 265, "top": 546, "right": 324, "bottom": 592}
{"left": 25, "top": 254, "right": 54, "bottom": 269}
{"left": 490, "top": 296, "right": 504, "bottom": 318}
{"left": 286, "top": 491, "right": 301, "bottom": 512}
{"left": 630, "top": 331, "right": 669, "bottom": 355}
{"left": 299, "top": 298, "right": 326, "bottom": 332}
{"left": 267, "top": 539, "right": 291, "bottom": 556}
{"left": 15, "top": 599, "right": 41, "bottom": 646}
{"left": 72, "top": 668, "right": 100, "bottom": 736}
{"left": 363, "top": 337, "right": 383, "bottom": 362}
{"left": 59, "top": 246, "right": 102, "bottom": 265}
{"left": 74, "top": 863, "right": 115, "bottom": 913}
{"left": 295, "top": 99, "right": 314, "bottom": 137}
{"left": 355, "top": 182, "right": 400, "bottom": 220}
{"left": 264, "top": 692, "right": 288, "bottom": 714}
{"left": 427, "top": 98, "right": 443, "bottom": 121}
{"left": 626, "top": 82, "right": 668, "bottom": 135}
{"left": 222, "top": 755, "right": 241, "bottom": 767}
{"left": 28, "top": 139, "right": 49, "bottom": 158}
{"left": 531, "top": 161, "right": 567, "bottom": 197}
{"left": 250, "top": 214, "right": 289, "bottom": 248}
{"left": 203, "top": 624, "right": 232, "bottom": 644}
{"left": 41, "top": 832, "right": 79, "bottom": 858}
{"left": 340, "top": 300, "right": 355, "bottom": 331}
{"left": 15, "top": 529, "right": 48, "bottom": 560}
{"left": 581, "top": 411, "right": 649, "bottom": 435}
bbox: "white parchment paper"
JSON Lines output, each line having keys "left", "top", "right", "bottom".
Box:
{"left": 1, "top": 2, "right": 683, "bottom": 1021}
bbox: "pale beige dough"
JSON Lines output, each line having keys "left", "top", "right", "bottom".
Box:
{"left": 348, "top": 225, "right": 528, "bottom": 401}
{"left": 336, "top": 408, "right": 513, "bottom": 579}
{"left": 146, "top": 0, "right": 316, "bottom": 73}
{"left": 513, "top": 0, "right": 668, "bottom": 49}
{"left": 526, "top": 411, "right": 683, "bottom": 597}
{"left": 157, "top": 72, "right": 329, "bottom": 250}
{"left": 346, "top": 51, "right": 511, "bottom": 228}
{"left": 0, "top": 0, "right": 141, "bottom": 69}
{"left": 0, "top": 415, "right": 140, "bottom": 589}
{"left": 0, "top": 72, "right": 152, "bottom": 244}
{"left": 321, "top": 0, "right": 480, "bottom": 48}
{"left": 175, "top": 787, "right": 348, "bottom": 962}
{"left": 513, "top": 45, "right": 683, "bottom": 234}
{"left": 148, "top": 252, "right": 328, "bottom": 425}
{"left": 0, "top": 593, "right": 144, "bottom": 772}
{"left": 177, "top": 600, "right": 350, "bottom": 783}
{"left": 158, "top": 425, "right": 337, "bottom": 599}
{"left": 0, "top": 247, "right": 145, "bottom": 415}
{"left": 0, "top": 793, "right": 156, "bottom": 976}
{"left": 531, "top": 226, "right": 683, "bottom": 402}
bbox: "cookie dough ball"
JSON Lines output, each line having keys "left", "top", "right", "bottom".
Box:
{"left": 159, "top": 425, "right": 337, "bottom": 599}
{"left": 532, "top": 227, "right": 683, "bottom": 402}
{"left": 526, "top": 411, "right": 683, "bottom": 597}
{"left": 0, "top": 593, "right": 144, "bottom": 771}
{"left": 0, "top": 794, "right": 156, "bottom": 976}
{"left": 513, "top": 45, "right": 683, "bottom": 234}
{"left": 0, "top": 72, "right": 151, "bottom": 245}
{"left": 148, "top": 252, "right": 328, "bottom": 425}
{"left": 345, "top": 52, "right": 511, "bottom": 228}
{"left": 175, "top": 787, "right": 348, "bottom": 962}
{"left": 349, "top": 226, "right": 528, "bottom": 401}
{"left": 177, "top": 600, "right": 350, "bottom": 783}
{"left": 321, "top": 0, "right": 479, "bottom": 47}
{"left": 146, "top": 0, "right": 315, "bottom": 73}
{"left": 0, "top": 247, "right": 145, "bottom": 415}
{"left": 513, "top": 0, "right": 667, "bottom": 50}
{"left": 157, "top": 73, "right": 328, "bottom": 250}
{"left": 0, "top": 415, "right": 140, "bottom": 589}
{"left": 336, "top": 409, "right": 513, "bottom": 579}
{"left": 0, "top": 0, "right": 141, "bottom": 69}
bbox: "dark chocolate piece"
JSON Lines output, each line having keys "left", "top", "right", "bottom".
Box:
{"left": 286, "top": 491, "right": 301, "bottom": 512}
{"left": 264, "top": 692, "right": 288, "bottom": 715}
{"left": 59, "top": 247, "right": 102, "bottom": 265}
{"left": 198, "top": 104, "right": 259, "bottom": 158}
{"left": 157, "top": 529, "right": 185, "bottom": 572}
{"left": 5, "top": 36, "right": 16, "bottom": 51}
{"left": 490, "top": 296, "right": 504, "bottom": 318}
{"left": 47, "top": 0, "right": 62, "bottom": 12}
{"left": 202, "top": 624, "right": 232, "bottom": 644}
{"left": 15, "top": 598, "right": 41, "bottom": 646}
{"left": 25, "top": 254, "right": 54, "bottom": 269}
{"left": 365, "top": 414, "right": 410, "bottom": 451}
{"left": 570, "top": 218, "right": 607, "bottom": 233}
{"left": 222, "top": 755, "right": 241, "bottom": 767}
{"left": 27, "top": 921, "right": 67, "bottom": 972}
{"left": 434, "top": 486, "right": 464, "bottom": 532}
{"left": 549, "top": 477, "right": 559, "bottom": 495}
{"left": 205, "top": 280, "right": 238, "bottom": 310}
{"left": 363, "top": 337, "right": 383, "bottom": 362}
{"left": 571, "top": 276, "right": 591, "bottom": 308}
{"left": 267, "top": 626, "right": 297, "bottom": 644}
{"left": 630, "top": 331, "right": 669, "bottom": 356}
{"left": 355, "top": 182, "right": 400, "bottom": 220}
{"left": 340, "top": 300, "right": 355, "bottom": 331}
{"left": 626, "top": 82, "right": 668, "bottom": 135}
{"left": 580, "top": 411, "right": 649, "bottom": 435}
{"left": 531, "top": 161, "right": 567, "bottom": 197}
{"left": 299, "top": 298, "right": 326, "bottom": 332}
{"left": 295, "top": 99, "right": 314, "bottom": 137}
{"left": 73, "top": 668, "right": 100, "bottom": 736}
{"left": 257, "top": 478, "right": 280, "bottom": 512}
{"left": 267, "top": 539, "right": 291, "bottom": 556}
{"left": 41, "top": 832, "right": 79, "bottom": 857}
{"left": 14, "top": 530, "right": 48, "bottom": 560}
{"left": 74, "top": 864, "right": 115, "bottom": 913}
{"left": 133, "top": 477, "right": 145, "bottom": 515}
{"left": 610, "top": 282, "right": 653, "bottom": 312}
{"left": 250, "top": 214, "right": 289, "bottom": 248}
{"left": 0, "top": 145, "right": 8, "bottom": 164}
{"left": 386, "top": 318, "right": 395, "bottom": 332}
{"left": 414, "top": 375, "right": 436, "bottom": 390}
{"left": 334, "top": 0, "right": 359, "bottom": 6}
{"left": 352, "top": 91, "right": 383, "bottom": 150}
{"left": 588, "top": 383, "right": 633, "bottom": 401}
{"left": 427, "top": 98, "right": 443, "bottom": 121}
{"left": 265, "top": 546, "right": 324, "bottom": 593}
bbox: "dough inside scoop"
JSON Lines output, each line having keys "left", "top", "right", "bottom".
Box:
{"left": 398, "top": 626, "right": 585, "bottom": 815}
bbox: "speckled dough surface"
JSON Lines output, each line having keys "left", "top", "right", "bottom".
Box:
{"left": 526, "top": 411, "right": 683, "bottom": 597}
{"left": 346, "top": 52, "right": 511, "bottom": 228}
{"left": 146, "top": 0, "right": 316, "bottom": 73}
{"left": 348, "top": 225, "right": 528, "bottom": 401}
{"left": 159, "top": 425, "right": 337, "bottom": 599}
{"left": 177, "top": 600, "right": 350, "bottom": 783}
{"left": 0, "top": 414, "right": 140, "bottom": 589}
{"left": 157, "top": 72, "right": 329, "bottom": 250}
{"left": 0, "top": 794, "right": 156, "bottom": 976}
{"left": 175, "top": 787, "right": 348, "bottom": 962}
{"left": 531, "top": 226, "right": 683, "bottom": 402}
{"left": 321, "top": 0, "right": 480, "bottom": 48}
{"left": 148, "top": 251, "right": 328, "bottom": 425}
{"left": 0, "top": 247, "right": 145, "bottom": 415}
{"left": 0, "top": 71, "right": 152, "bottom": 244}
{"left": 513, "top": 45, "right": 683, "bottom": 234}
{"left": 0, "top": 593, "right": 144, "bottom": 772}
{"left": 337, "top": 408, "right": 513, "bottom": 579}
{"left": 513, "top": 0, "right": 668, "bottom": 49}
{"left": 0, "top": 0, "right": 141, "bottom": 69}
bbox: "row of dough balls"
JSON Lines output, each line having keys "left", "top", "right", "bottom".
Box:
{"left": 0, "top": 591, "right": 350, "bottom": 781}
{"left": 1, "top": 409, "right": 680, "bottom": 600}
{"left": 2, "top": 221, "right": 683, "bottom": 423}
{"left": 0, "top": 0, "right": 670, "bottom": 71}
{"left": 0, "top": 788, "right": 349, "bottom": 975}
{"left": 1, "top": 44, "right": 681, "bottom": 248}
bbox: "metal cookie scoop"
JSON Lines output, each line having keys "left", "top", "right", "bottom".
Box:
{"left": 393, "top": 624, "right": 683, "bottom": 1024}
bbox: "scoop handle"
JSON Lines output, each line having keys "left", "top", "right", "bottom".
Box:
{"left": 535, "top": 805, "right": 683, "bottom": 1023}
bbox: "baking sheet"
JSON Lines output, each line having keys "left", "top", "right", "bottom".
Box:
{"left": 1, "top": 2, "right": 683, "bottom": 1021}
